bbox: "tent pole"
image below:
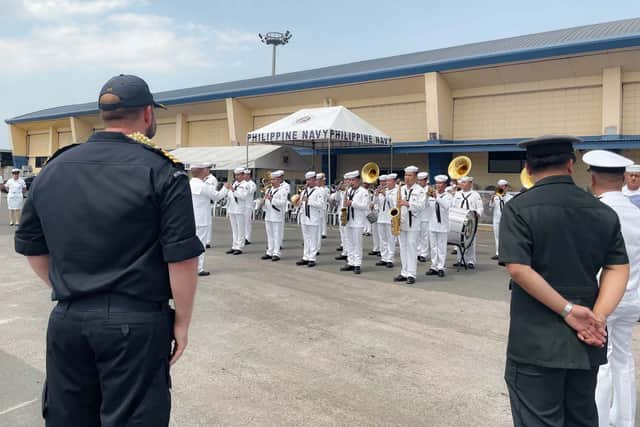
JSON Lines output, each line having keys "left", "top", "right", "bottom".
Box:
{"left": 327, "top": 138, "right": 331, "bottom": 187}
{"left": 312, "top": 141, "right": 315, "bottom": 171}
{"left": 245, "top": 141, "right": 249, "bottom": 168}
{"left": 389, "top": 143, "right": 393, "bottom": 174}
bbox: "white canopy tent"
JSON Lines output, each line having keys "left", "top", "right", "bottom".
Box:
{"left": 170, "top": 145, "right": 308, "bottom": 172}
{"left": 247, "top": 106, "right": 392, "bottom": 182}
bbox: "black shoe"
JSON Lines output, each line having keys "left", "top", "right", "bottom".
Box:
{"left": 375, "top": 260, "right": 387, "bottom": 266}
{"left": 261, "top": 254, "right": 272, "bottom": 260}
{"left": 353, "top": 266, "right": 361, "bottom": 274}
{"left": 393, "top": 275, "right": 407, "bottom": 282}
{"left": 341, "top": 265, "right": 355, "bottom": 271}
{"left": 272, "top": 256, "right": 280, "bottom": 262}
{"left": 308, "top": 261, "right": 317, "bottom": 268}
{"left": 322, "top": 235, "right": 327, "bottom": 239}
{"left": 386, "top": 262, "right": 394, "bottom": 268}
{"left": 225, "top": 249, "right": 235, "bottom": 254}
{"left": 206, "top": 244, "right": 211, "bottom": 249}
{"left": 198, "top": 271, "right": 211, "bottom": 277}
{"left": 368, "top": 251, "right": 378, "bottom": 256}
{"left": 336, "top": 246, "right": 343, "bottom": 252}
{"left": 406, "top": 277, "right": 415, "bottom": 285}
{"left": 245, "top": 239, "right": 251, "bottom": 245}
{"left": 335, "top": 255, "right": 348, "bottom": 261}
{"left": 426, "top": 269, "right": 438, "bottom": 276}
{"left": 417, "top": 256, "right": 427, "bottom": 263}
{"left": 232, "top": 250, "right": 243, "bottom": 255}
{"left": 468, "top": 263, "right": 475, "bottom": 269}
{"left": 451, "top": 250, "right": 457, "bottom": 255}
{"left": 491, "top": 255, "right": 499, "bottom": 260}
{"left": 316, "top": 252, "right": 320, "bottom": 256}
{"left": 296, "top": 259, "right": 309, "bottom": 266}
{"left": 438, "top": 270, "right": 445, "bottom": 277}
{"left": 498, "top": 262, "right": 506, "bottom": 267}
{"left": 452, "top": 262, "right": 462, "bottom": 267}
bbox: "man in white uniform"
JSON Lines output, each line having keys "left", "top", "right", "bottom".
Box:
{"left": 452, "top": 176, "right": 483, "bottom": 268}
{"left": 623, "top": 164, "right": 640, "bottom": 197}
{"left": 489, "top": 179, "right": 513, "bottom": 261}
{"left": 225, "top": 168, "right": 250, "bottom": 255}
{"left": 583, "top": 151, "right": 640, "bottom": 427}
{"left": 5, "top": 168, "right": 27, "bottom": 226}
{"left": 190, "top": 163, "right": 226, "bottom": 276}
{"left": 297, "top": 171, "right": 324, "bottom": 267}
{"left": 243, "top": 169, "right": 257, "bottom": 245}
{"left": 426, "top": 175, "right": 453, "bottom": 278}
{"left": 367, "top": 181, "right": 381, "bottom": 257}
{"left": 340, "top": 171, "right": 369, "bottom": 274}
{"left": 393, "top": 166, "right": 426, "bottom": 285}
{"left": 333, "top": 177, "right": 349, "bottom": 261}
{"left": 203, "top": 169, "right": 218, "bottom": 249}
{"left": 317, "top": 173, "right": 330, "bottom": 241}
{"left": 375, "top": 173, "right": 398, "bottom": 268}
{"left": 416, "top": 171, "right": 431, "bottom": 263}
{"left": 261, "top": 170, "right": 288, "bottom": 262}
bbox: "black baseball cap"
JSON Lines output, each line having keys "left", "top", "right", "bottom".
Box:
{"left": 518, "top": 135, "right": 581, "bottom": 156}
{"left": 98, "top": 74, "right": 166, "bottom": 111}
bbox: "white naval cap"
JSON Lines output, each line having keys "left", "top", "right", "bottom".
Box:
{"left": 305, "top": 171, "right": 316, "bottom": 179}
{"left": 434, "top": 174, "right": 448, "bottom": 183}
{"left": 270, "top": 170, "right": 284, "bottom": 178}
{"left": 459, "top": 176, "right": 474, "bottom": 183}
{"left": 387, "top": 173, "right": 398, "bottom": 180}
{"left": 316, "top": 172, "right": 325, "bottom": 179}
{"left": 497, "top": 179, "right": 509, "bottom": 186}
{"left": 417, "top": 172, "right": 429, "bottom": 180}
{"left": 625, "top": 164, "right": 640, "bottom": 173}
{"left": 233, "top": 167, "right": 245, "bottom": 174}
{"left": 11, "top": 168, "right": 20, "bottom": 173}
{"left": 344, "top": 170, "right": 360, "bottom": 179}
{"left": 583, "top": 150, "right": 633, "bottom": 172}
{"left": 404, "top": 165, "right": 419, "bottom": 173}
{"left": 379, "top": 174, "right": 388, "bottom": 181}
{"left": 243, "top": 169, "right": 251, "bottom": 174}
{"left": 189, "top": 162, "right": 212, "bottom": 169}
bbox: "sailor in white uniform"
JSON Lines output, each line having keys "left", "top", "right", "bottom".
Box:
{"left": 333, "top": 176, "right": 349, "bottom": 261}
{"left": 426, "top": 175, "right": 453, "bottom": 278}
{"left": 297, "top": 171, "right": 324, "bottom": 267}
{"left": 225, "top": 167, "right": 251, "bottom": 255}
{"left": 340, "top": 170, "right": 369, "bottom": 274}
{"left": 393, "top": 166, "right": 426, "bottom": 285}
{"left": 315, "top": 172, "right": 329, "bottom": 254}
{"left": 203, "top": 170, "right": 218, "bottom": 248}
{"left": 452, "top": 176, "right": 483, "bottom": 268}
{"left": 261, "top": 170, "right": 288, "bottom": 262}
{"left": 416, "top": 171, "right": 432, "bottom": 263}
{"left": 623, "top": 164, "right": 640, "bottom": 197}
{"left": 489, "top": 179, "right": 513, "bottom": 261}
{"left": 5, "top": 168, "right": 27, "bottom": 226}
{"left": 367, "top": 182, "right": 381, "bottom": 257}
{"left": 375, "top": 173, "right": 398, "bottom": 268}
{"left": 584, "top": 151, "right": 640, "bottom": 427}
{"left": 243, "top": 169, "right": 257, "bottom": 245}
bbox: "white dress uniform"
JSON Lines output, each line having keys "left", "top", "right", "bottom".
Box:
{"left": 376, "top": 185, "right": 397, "bottom": 264}
{"left": 299, "top": 185, "right": 325, "bottom": 263}
{"left": 429, "top": 189, "right": 453, "bottom": 272}
{"left": 6, "top": 177, "right": 26, "bottom": 210}
{"left": 622, "top": 185, "right": 640, "bottom": 196}
{"left": 345, "top": 185, "right": 370, "bottom": 268}
{"left": 244, "top": 178, "right": 257, "bottom": 243}
{"left": 227, "top": 179, "right": 251, "bottom": 251}
{"left": 204, "top": 174, "right": 218, "bottom": 246}
{"left": 331, "top": 188, "right": 348, "bottom": 256}
{"left": 190, "top": 176, "right": 226, "bottom": 273}
{"left": 453, "top": 187, "right": 484, "bottom": 264}
{"left": 489, "top": 192, "right": 513, "bottom": 257}
{"left": 369, "top": 189, "right": 380, "bottom": 253}
{"left": 417, "top": 183, "right": 433, "bottom": 260}
{"left": 263, "top": 184, "right": 288, "bottom": 258}
{"left": 316, "top": 184, "right": 330, "bottom": 253}
{"left": 398, "top": 183, "right": 426, "bottom": 279}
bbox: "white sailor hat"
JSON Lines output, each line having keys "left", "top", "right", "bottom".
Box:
{"left": 379, "top": 174, "right": 388, "bottom": 181}
{"left": 459, "top": 176, "right": 474, "bottom": 183}
{"left": 233, "top": 167, "right": 245, "bottom": 174}
{"left": 11, "top": 168, "right": 20, "bottom": 173}
{"left": 243, "top": 169, "right": 251, "bottom": 174}
{"left": 583, "top": 150, "right": 633, "bottom": 172}
{"left": 344, "top": 170, "right": 360, "bottom": 179}
{"left": 316, "top": 172, "right": 325, "bottom": 179}
{"left": 404, "top": 165, "right": 419, "bottom": 173}
{"left": 189, "top": 162, "right": 212, "bottom": 169}
{"left": 305, "top": 171, "right": 316, "bottom": 180}
{"left": 627, "top": 164, "right": 640, "bottom": 173}
{"left": 497, "top": 179, "right": 508, "bottom": 186}
{"left": 387, "top": 173, "right": 398, "bottom": 180}
{"left": 434, "top": 174, "right": 448, "bottom": 183}
{"left": 270, "top": 170, "right": 284, "bottom": 178}
{"left": 417, "top": 172, "right": 429, "bottom": 180}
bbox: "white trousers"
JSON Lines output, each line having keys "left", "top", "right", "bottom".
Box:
{"left": 321, "top": 211, "right": 327, "bottom": 236}
{"left": 229, "top": 214, "right": 246, "bottom": 250}
{"left": 457, "top": 237, "right": 477, "bottom": 264}
{"left": 302, "top": 224, "right": 319, "bottom": 261}
{"left": 196, "top": 225, "right": 208, "bottom": 272}
{"left": 265, "top": 221, "right": 283, "bottom": 257}
{"left": 364, "top": 221, "right": 372, "bottom": 235}
{"left": 371, "top": 222, "right": 380, "bottom": 252}
{"left": 339, "top": 225, "right": 347, "bottom": 255}
{"left": 492, "top": 220, "right": 500, "bottom": 256}
{"left": 316, "top": 220, "right": 323, "bottom": 253}
{"left": 399, "top": 230, "right": 419, "bottom": 278}
{"left": 430, "top": 231, "right": 448, "bottom": 271}
{"left": 346, "top": 226, "right": 364, "bottom": 267}
{"left": 205, "top": 216, "right": 212, "bottom": 245}
{"left": 245, "top": 208, "right": 253, "bottom": 242}
{"left": 417, "top": 221, "right": 430, "bottom": 258}
{"left": 378, "top": 223, "right": 395, "bottom": 263}
{"left": 595, "top": 297, "right": 640, "bottom": 427}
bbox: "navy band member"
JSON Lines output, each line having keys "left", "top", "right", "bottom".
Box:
{"left": 583, "top": 150, "right": 640, "bottom": 427}
{"left": 622, "top": 163, "right": 640, "bottom": 197}
{"left": 297, "top": 171, "right": 323, "bottom": 267}
{"left": 340, "top": 170, "right": 369, "bottom": 274}
{"left": 500, "top": 135, "right": 629, "bottom": 427}
{"left": 15, "top": 74, "right": 203, "bottom": 426}
{"left": 452, "top": 176, "right": 483, "bottom": 268}
{"left": 332, "top": 175, "right": 350, "bottom": 260}
{"left": 225, "top": 167, "right": 250, "bottom": 255}
{"left": 243, "top": 169, "right": 257, "bottom": 245}
{"left": 416, "top": 171, "right": 431, "bottom": 263}
{"left": 262, "top": 170, "right": 288, "bottom": 261}
{"left": 426, "top": 175, "right": 452, "bottom": 278}
{"left": 489, "top": 179, "right": 512, "bottom": 261}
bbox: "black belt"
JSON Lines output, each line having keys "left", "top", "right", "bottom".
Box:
{"left": 57, "top": 293, "right": 169, "bottom": 312}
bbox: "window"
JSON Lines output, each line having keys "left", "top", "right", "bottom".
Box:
{"left": 488, "top": 151, "right": 526, "bottom": 173}
{"left": 35, "top": 156, "right": 48, "bottom": 168}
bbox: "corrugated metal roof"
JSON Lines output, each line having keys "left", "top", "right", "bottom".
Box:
{"left": 7, "top": 18, "right": 640, "bottom": 124}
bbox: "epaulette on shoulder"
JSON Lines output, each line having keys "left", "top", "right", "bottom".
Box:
{"left": 44, "top": 143, "right": 80, "bottom": 166}
{"left": 127, "top": 132, "right": 184, "bottom": 168}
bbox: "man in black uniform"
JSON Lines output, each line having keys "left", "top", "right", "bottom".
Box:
{"left": 499, "top": 135, "right": 630, "bottom": 427}
{"left": 15, "top": 75, "right": 203, "bottom": 426}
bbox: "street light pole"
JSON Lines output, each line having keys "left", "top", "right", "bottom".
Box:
{"left": 259, "top": 31, "right": 292, "bottom": 76}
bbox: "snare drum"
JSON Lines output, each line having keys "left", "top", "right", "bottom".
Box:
{"left": 447, "top": 207, "right": 478, "bottom": 249}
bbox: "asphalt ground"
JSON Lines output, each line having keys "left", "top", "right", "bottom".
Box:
{"left": 1, "top": 194, "right": 639, "bottom": 426}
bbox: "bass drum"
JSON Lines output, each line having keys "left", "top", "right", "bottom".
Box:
{"left": 447, "top": 207, "right": 478, "bottom": 250}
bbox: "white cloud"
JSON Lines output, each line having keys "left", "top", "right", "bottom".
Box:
{"left": 14, "top": 0, "right": 139, "bottom": 20}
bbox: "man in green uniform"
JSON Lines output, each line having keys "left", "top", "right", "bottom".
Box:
{"left": 499, "top": 135, "right": 630, "bottom": 427}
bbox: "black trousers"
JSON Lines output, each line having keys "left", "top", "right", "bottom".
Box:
{"left": 505, "top": 359, "right": 599, "bottom": 427}
{"left": 43, "top": 294, "right": 174, "bottom": 427}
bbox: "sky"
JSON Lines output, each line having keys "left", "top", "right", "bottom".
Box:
{"left": 1, "top": 0, "right": 640, "bottom": 150}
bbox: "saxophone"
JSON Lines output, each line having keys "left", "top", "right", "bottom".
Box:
{"left": 390, "top": 182, "right": 402, "bottom": 236}
{"left": 340, "top": 186, "right": 350, "bottom": 226}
